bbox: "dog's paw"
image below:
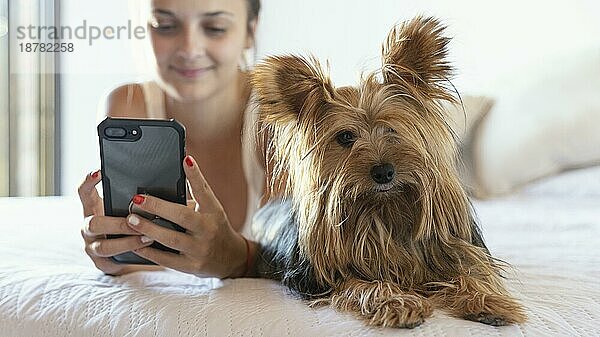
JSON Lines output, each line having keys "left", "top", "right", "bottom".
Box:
{"left": 463, "top": 295, "right": 527, "bottom": 326}
{"left": 464, "top": 312, "right": 509, "bottom": 326}
{"left": 368, "top": 296, "right": 433, "bottom": 329}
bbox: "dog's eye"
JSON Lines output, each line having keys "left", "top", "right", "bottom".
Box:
{"left": 336, "top": 131, "right": 356, "bottom": 148}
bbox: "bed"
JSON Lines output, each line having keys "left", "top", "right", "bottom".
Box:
{"left": 1, "top": 167, "right": 599, "bottom": 337}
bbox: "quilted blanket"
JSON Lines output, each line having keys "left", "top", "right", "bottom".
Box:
{"left": 0, "top": 191, "right": 599, "bottom": 336}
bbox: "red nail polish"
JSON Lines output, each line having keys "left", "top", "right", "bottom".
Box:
{"left": 185, "top": 156, "right": 194, "bottom": 167}
{"left": 132, "top": 195, "right": 145, "bottom": 205}
{"left": 91, "top": 170, "right": 100, "bottom": 179}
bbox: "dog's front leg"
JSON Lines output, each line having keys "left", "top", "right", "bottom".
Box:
{"left": 326, "top": 279, "right": 432, "bottom": 328}
{"left": 430, "top": 274, "right": 527, "bottom": 326}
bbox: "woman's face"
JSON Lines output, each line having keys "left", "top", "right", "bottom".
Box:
{"left": 149, "top": 0, "right": 255, "bottom": 102}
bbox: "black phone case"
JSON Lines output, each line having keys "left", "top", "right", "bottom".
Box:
{"left": 98, "top": 117, "right": 187, "bottom": 265}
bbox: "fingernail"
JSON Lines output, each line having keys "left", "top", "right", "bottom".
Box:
{"left": 128, "top": 214, "right": 140, "bottom": 226}
{"left": 91, "top": 170, "right": 100, "bottom": 179}
{"left": 185, "top": 156, "right": 194, "bottom": 167}
{"left": 141, "top": 236, "right": 153, "bottom": 244}
{"left": 132, "top": 195, "right": 145, "bottom": 205}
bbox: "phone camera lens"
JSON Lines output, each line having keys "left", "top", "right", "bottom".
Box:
{"left": 105, "top": 127, "right": 127, "bottom": 138}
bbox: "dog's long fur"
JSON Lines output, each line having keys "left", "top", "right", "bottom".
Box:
{"left": 251, "top": 16, "right": 526, "bottom": 328}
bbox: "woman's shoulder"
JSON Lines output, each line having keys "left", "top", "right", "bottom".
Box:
{"left": 105, "top": 82, "right": 148, "bottom": 118}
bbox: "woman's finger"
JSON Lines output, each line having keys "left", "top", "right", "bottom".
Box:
{"left": 133, "top": 194, "right": 216, "bottom": 234}
{"left": 83, "top": 214, "right": 141, "bottom": 238}
{"left": 86, "top": 235, "right": 154, "bottom": 257}
{"left": 78, "top": 170, "right": 104, "bottom": 217}
{"left": 183, "top": 155, "right": 222, "bottom": 213}
{"left": 133, "top": 246, "right": 190, "bottom": 272}
{"left": 126, "top": 213, "right": 195, "bottom": 252}
{"left": 186, "top": 199, "right": 198, "bottom": 211}
{"left": 89, "top": 256, "right": 122, "bottom": 275}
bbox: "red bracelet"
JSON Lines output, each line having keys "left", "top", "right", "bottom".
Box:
{"left": 242, "top": 236, "right": 253, "bottom": 277}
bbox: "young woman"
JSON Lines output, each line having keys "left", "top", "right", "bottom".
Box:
{"left": 77, "top": 0, "right": 266, "bottom": 278}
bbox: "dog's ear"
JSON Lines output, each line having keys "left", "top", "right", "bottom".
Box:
{"left": 381, "top": 16, "right": 454, "bottom": 102}
{"left": 251, "top": 55, "right": 334, "bottom": 125}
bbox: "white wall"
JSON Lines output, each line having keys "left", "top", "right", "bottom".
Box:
{"left": 60, "top": 0, "right": 600, "bottom": 195}
{"left": 257, "top": 0, "right": 600, "bottom": 93}
{"left": 60, "top": 0, "right": 149, "bottom": 195}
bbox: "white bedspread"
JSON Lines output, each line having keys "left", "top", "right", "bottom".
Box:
{"left": 1, "top": 190, "right": 599, "bottom": 336}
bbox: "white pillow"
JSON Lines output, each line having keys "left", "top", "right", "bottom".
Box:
{"left": 518, "top": 165, "right": 600, "bottom": 198}
{"left": 442, "top": 96, "right": 495, "bottom": 192}
{"left": 444, "top": 96, "right": 494, "bottom": 142}
{"left": 469, "top": 50, "right": 600, "bottom": 198}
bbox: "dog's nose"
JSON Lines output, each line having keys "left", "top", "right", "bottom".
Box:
{"left": 370, "top": 163, "right": 395, "bottom": 184}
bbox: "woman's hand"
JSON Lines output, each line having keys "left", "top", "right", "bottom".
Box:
{"left": 78, "top": 170, "right": 158, "bottom": 275}
{"left": 125, "top": 155, "right": 249, "bottom": 279}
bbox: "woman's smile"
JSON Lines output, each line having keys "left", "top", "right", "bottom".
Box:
{"left": 170, "top": 65, "right": 216, "bottom": 79}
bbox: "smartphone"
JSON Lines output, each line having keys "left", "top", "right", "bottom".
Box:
{"left": 98, "top": 117, "right": 187, "bottom": 264}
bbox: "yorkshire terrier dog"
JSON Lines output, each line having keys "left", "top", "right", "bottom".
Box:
{"left": 251, "top": 16, "right": 526, "bottom": 328}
